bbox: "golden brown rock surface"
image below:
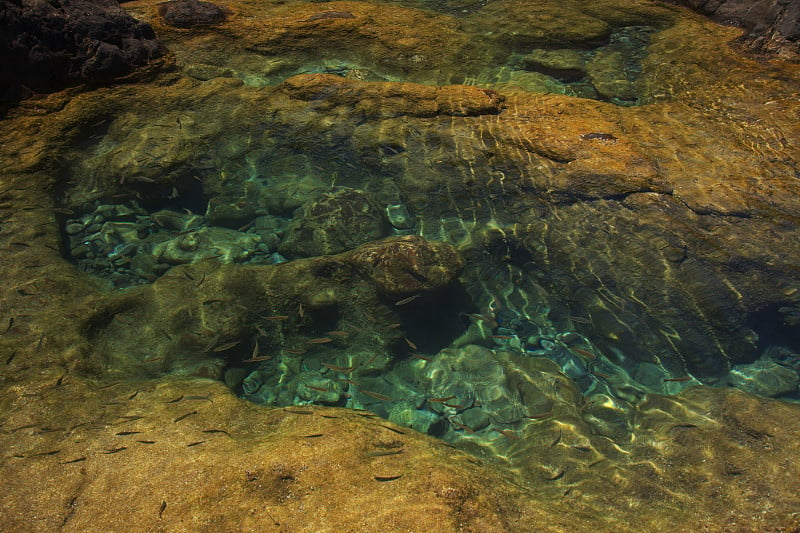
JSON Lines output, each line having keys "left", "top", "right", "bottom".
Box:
{"left": 3, "top": 0, "right": 800, "bottom": 531}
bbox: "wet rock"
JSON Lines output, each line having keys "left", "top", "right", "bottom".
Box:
{"left": 153, "top": 227, "right": 261, "bottom": 265}
{"left": 279, "top": 74, "right": 505, "bottom": 118}
{"left": 159, "top": 0, "right": 227, "bottom": 28}
{"left": 586, "top": 50, "right": 637, "bottom": 102}
{"left": 385, "top": 203, "right": 415, "bottom": 232}
{"left": 0, "top": 0, "right": 164, "bottom": 101}
{"left": 279, "top": 188, "right": 387, "bottom": 258}
{"left": 729, "top": 360, "right": 800, "bottom": 398}
{"left": 675, "top": 0, "right": 800, "bottom": 57}
{"left": 522, "top": 49, "right": 585, "bottom": 81}
{"left": 205, "top": 198, "right": 257, "bottom": 229}
{"left": 346, "top": 235, "right": 463, "bottom": 295}
{"left": 467, "top": 0, "right": 612, "bottom": 48}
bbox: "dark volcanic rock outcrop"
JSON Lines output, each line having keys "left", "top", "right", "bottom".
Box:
{"left": 0, "top": 0, "right": 164, "bottom": 101}
{"left": 158, "top": 0, "right": 226, "bottom": 28}
{"left": 675, "top": 0, "right": 800, "bottom": 56}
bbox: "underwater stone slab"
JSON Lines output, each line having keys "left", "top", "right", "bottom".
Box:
{"left": 279, "top": 188, "right": 387, "bottom": 258}
{"left": 729, "top": 360, "right": 800, "bottom": 398}
{"left": 586, "top": 50, "right": 637, "bottom": 102}
{"left": 153, "top": 226, "right": 261, "bottom": 265}
{"left": 279, "top": 74, "right": 505, "bottom": 119}
{"left": 346, "top": 235, "right": 464, "bottom": 295}
{"left": 522, "top": 49, "right": 586, "bottom": 81}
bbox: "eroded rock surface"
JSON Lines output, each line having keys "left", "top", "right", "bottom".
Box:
{"left": 0, "top": 0, "right": 164, "bottom": 101}
{"left": 2, "top": 0, "right": 800, "bottom": 530}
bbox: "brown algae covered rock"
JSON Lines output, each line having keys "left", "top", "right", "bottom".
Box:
{"left": 347, "top": 236, "right": 464, "bottom": 296}
{"left": 279, "top": 188, "right": 388, "bottom": 258}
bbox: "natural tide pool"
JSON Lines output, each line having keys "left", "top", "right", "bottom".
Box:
{"left": 2, "top": 0, "right": 800, "bottom": 531}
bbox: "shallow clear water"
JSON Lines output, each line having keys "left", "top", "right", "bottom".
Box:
{"left": 4, "top": 0, "right": 800, "bottom": 476}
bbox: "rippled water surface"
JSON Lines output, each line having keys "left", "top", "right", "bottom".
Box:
{"left": 3, "top": 0, "right": 800, "bottom": 529}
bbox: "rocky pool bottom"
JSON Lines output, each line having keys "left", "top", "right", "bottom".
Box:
{"left": 59, "top": 196, "right": 800, "bottom": 451}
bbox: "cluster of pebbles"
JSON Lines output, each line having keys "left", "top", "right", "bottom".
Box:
{"left": 62, "top": 201, "right": 290, "bottom": 286}
{"left": 61, "top": 192, "right": 418, "bottom": 287}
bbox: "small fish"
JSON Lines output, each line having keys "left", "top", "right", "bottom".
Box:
{"left": 54, "top": 375, "right": 66, "bottom": 388}
{"left": 298, "top": 303, "right": 305, "bottom": 319}
{"left": 326, "top": 331, "right": 349, "bottom": 337}
{"left": 443, "top": 403, "right": 465, "bottom": 409}
{"left": 493, "top": 428, "right": 520, "bottom": 440}
{"left": 255, "top": 326, "right": 268, "bottom": 337}
{"left": 236, "top": 221, "right": 254, "bottom": 232}
{"left": 117, "top": 415, "right": 144, "bottom": 421}
{"left": 284, "top": 348, "right": 307, "bottom": 355}
{"left": 570, "top": 347, "right": 596, "bottom": 360}
{"left": 213, "top": 341, "right": 241, "bottom": 352}
{"left": 379, "top": 424, "right": 405, "bottom": 435}
{"left": 404, "top": 337, "right": 417, "bottom": 350}
{"left": 159, "top": 501, "right": 167, "bottom": 519}
{"left": 202, "top": 334, "right": 221, "bottom": 353}
{"left": 580, "top": 132, "right": 617, "bottom": 142}
{"left": 361, "top": 390, "right": 393, "bottom": 401}
{"left": 142, "top": 356, "right": 164, "bottom": 363}
{"left": 115, "top": 431, "right": 141, "bottom": 436}
{"left": 568, "top": 315, "right": 592, "bottom": 324}
{"left": 243, "top": 355, "right": 272, "bottom": 362}
{"left": 284, "top": 409, "right": 314, "bottom": 415}
{"left": 385, "top": 323, "right": 401, "bottom": 329}
{"left": 321, "top": 362, "right": 355, "bottom": 373}
{"left": 428, "top": 396, "right": 456, "bottom": 403}
{"left": 491, "top": 335, "right": 513, "bottom": 340}
{"left": 166, "top": 395, "right": 184, "bottom": 403}
{"left": 114, "top": 314, "right": 132, "bottom": 325}
{"left": 101, "top": 447, "right": 128, "bottom": 454}
{"left": 202, "top": 429, "right": 230, "bottom": 436}
{"left": 60, "top": 457, "right": 87, "bottom": 464}
{"left": 334, "top": 378, "right": 358, "bottom": 385}
{"left": 374, "top": 475, "right": 403, "bottom": 482}
{"left": 412, "top": 353, "right": 432, "bottom": 362}
{"left": 30, "top": 449, "right": 61, "bottom": 457}
{"left": 664, "top": 376, "right": 692, "bottom": 382}
{"left": 3, "top": 317, "right": 14, "bottom": 334}
{"left": 186, "top": 441, "right": 205, "bottom": 447}
{"left": 137, "top": 440, "right": 156, "bottom": 444}
{"left": 96, "top": 381, "right": 122, "bottom": 391}
{"left": 184, "top": 395, "right": 212, "bottom": 402}
{"left": 128, "top": 390, "right": 141, "bottom": 400}
{"left": 302, "top": 434, "right": 325, "bottom": 438}
{"left": 363, "top": 354, "right": 379, "bottom": 366}
{"left": 250, "top": 339, "right": 259, "bottom": 359}
{"left": 307, "top": 337, "right": 332, "bottom": 344}
{"left": 395, "top": 294, "right": 421, "bottom": 306}
{"left": 366, "top": 450, "right": 403, "bottom": 457}
{"left": 449, "top": 419, "right": 475, "bottom": 433}
{"left": 304, "top": 384, "right": 329, "bottom": 392}
{"left": 173, "top": 410, "right": 198, "bottom": 423}
{"left": 262, "top": 315, "right": 289, "bottom": 321}
{"left": 202, "top": 299, "right": 228, "bottom": 306}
